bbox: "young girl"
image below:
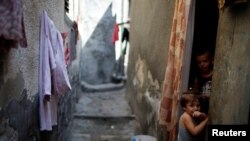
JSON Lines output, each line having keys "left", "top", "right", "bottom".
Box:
{"left": 177, "top": 94, "right": 208, "bottom": 141}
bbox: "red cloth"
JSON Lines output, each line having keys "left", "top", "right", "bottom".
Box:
{"left": 112, "top": 24, "right": 119, "bottom": 44}
{"left": 61, "top": 32, "right": 70, "bottom": 66}
{"left": 64, "top": 47, "right": 70, "bottom": 66}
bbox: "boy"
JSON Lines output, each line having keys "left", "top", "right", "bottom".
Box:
{"left": 192, "top": 49, "right": 213, "bottom": 113}
{"left": 177, "top": 94, "right": 208, "bottom": 141}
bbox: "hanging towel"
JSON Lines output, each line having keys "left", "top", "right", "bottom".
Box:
{"left": 52, "top": 31, "right": 72, "bottom": 96}
{"left": 39, "top": 10, "right": 56, "bottom": 131}
{"left": 39, "top": 10, "right": 71, "bottom": 131}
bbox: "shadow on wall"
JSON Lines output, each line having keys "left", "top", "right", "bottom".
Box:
{"left": 0, "top": 89, "right": 40, "bottom": 141}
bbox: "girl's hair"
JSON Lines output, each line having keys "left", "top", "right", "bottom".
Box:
{"left": 180, "top": 94, "right": 194, "bottom": 108}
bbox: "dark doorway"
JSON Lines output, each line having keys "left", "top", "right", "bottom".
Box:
{"left": 188, "top": 0, "right": 219, "bottom": 89}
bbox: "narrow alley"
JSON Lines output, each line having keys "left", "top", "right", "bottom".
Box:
{"left": 66, "top": 0, "right": 140, "bottom": 140}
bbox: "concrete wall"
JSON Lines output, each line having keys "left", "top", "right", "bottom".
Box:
{"left": 0, "top": 0, "right": 78, "bottom": 141}
{"left": 126, "top": 0, "right": 175, "bottom": 140}
{"left": 79, "top": 5, "right": 116, "bottom": 85}
{"left": 210, "top": 3, "right": 250, "bottom": 124}
{"left": 78, "top": 0, "right": 116, "bottom": 85}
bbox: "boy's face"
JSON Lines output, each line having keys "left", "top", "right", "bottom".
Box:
{"left": 196, "top": 53, "right": 212, "bottom": 73}
{"left": 193, "top": 99, "right": 200, "bottom": 112}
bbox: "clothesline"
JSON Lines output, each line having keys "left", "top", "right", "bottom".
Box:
{"left": 117, "top": 20, "right": 130, "bottom": 25}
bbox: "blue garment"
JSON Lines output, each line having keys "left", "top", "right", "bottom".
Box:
{"left": 177, "top": 125, "right": 197, "bottom": 141}
{"left": 177, "top": 121, "right": 205, "bottom": 141}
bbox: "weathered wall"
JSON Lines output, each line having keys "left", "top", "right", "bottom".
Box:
{"left": 126, "top": 0, "right": 175, "bottom": 140}
{"left": 210, "top": 3, "right": 250, "bottom": 124}
{"left": 79, "top": 5, "right": 116, "bottom": 85}
{"left": 78, "top": 0, "right": 116, "bottom": 85}
{"left": 0, "top": 0, "right": 77, "bottom": 141}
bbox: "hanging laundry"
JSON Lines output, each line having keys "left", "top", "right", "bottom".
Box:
{"left": 121, "top": 27, "right": 129, "bottom": 43}
{"left": 61, "top": 32, "right": 70, "bottom": 66}
{"left": 121, "top": 27, "right": 129, "bottom": 55}
{"left": 53, "top": 31, "right": 72, "bottom": 96}
{"left": 64, "top": 46, "right": 70, "bottom": 66}
{"left": 112, "top": 23, "right": 119, "bottom": 45}
{"left": 0, "top": 0, "right": 27, "bottom": 50}
{"left": 39, "top": 10, "right": 71, "bottom": 131}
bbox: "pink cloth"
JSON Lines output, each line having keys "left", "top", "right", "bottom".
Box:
{"left": 0, "top": 0, "right": 27, "bottom": 47}
{"left": 64, "top": 47, "right": 70, "bottom": 66}
{"left": 39, "top": 11, "right": 71, "bottom": 131}
{"left": 61, "top": 32, "right": 70, "bottom": 66}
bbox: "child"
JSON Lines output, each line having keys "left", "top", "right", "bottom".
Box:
{"left": 192, "top": 49, "right": 213, "bottom": 96}
{"left": 192, "top": 95, "right": 207, "bottom": 141}
{"left": 177, "top": 94, "right": 208, "bottom": 141}
{"left": 192, "top": 49, "right": 213, "bottom": 114}
{"left": 192, "top": 95, "right": 207, "bottom": 122}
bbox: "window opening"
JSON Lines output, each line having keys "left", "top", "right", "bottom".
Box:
{"left": 65, "top": 0, "right": 69, "bottom": 13}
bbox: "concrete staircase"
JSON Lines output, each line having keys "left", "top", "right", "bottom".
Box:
{"left": 69, "top": 87, "right": 136, "bottom": 141}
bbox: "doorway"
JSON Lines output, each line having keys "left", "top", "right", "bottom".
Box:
{"left": 188, "top": 0, "right": 219, "bottom": 90}
{"left": 177, "top": 0, "right": 219, "bottom": 140}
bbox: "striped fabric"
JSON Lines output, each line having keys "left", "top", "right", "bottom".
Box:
{"left": 159, "top": 0, "right": 191, "bottom": 141}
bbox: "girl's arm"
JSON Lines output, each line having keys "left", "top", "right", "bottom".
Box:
{"left": 182, "top": 113, "right": 208, "bottom": 136}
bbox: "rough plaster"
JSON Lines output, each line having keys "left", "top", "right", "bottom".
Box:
{"left": 127, "top": 0, "right": 175, "bottom": 139}
{"left": 0, "top": 90, "right": 39, "bottom": 141}
{"left": 130, "top": 56, "right": 161, "bottom": 136}
{"left": 79, "top": 4, "right": 116, "bottom": 84}
{"left": 2, "top": 0, "right": 66, "bottom": 101}
{"left": 0, "top": 72, "right": 24, "bottom": 107}
{"left": 133, "top": 55, "right": 146, "bottom": 89}
{"left": 0, "top": 0, "right": 73, "bottom": 141}
{"left": 210, "top": 3, "right": 250, "bottom": 124}
{"left": 0, "top": 118, "right": 18, "bottom": 141}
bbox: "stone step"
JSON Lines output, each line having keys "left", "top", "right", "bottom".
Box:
{"left": 74, "top": 114, "right": 136, "bottom": 120}
{"left": 71, "top": 118, "right": 136, "bottom": 137}
{"left": 81, "top": 81, "right": 125, "bottom": 92}
{"left": 75, "top": 88, "right": 133, "bottom": 117}
{"left": 71, "top": 133, "right": 132, "bottom": 141}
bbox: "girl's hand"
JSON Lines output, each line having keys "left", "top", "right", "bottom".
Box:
{"left": 193, "top": 111, "right": 207, "bottom": 120}
{"left": 199, "top": 113, "right": 207, "bottom": 120}
{"left": 192, "top": 111, "right": 202, "bottom": 118}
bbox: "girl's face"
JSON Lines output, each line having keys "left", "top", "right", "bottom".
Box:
{"left": 183, "top": 101, "right": 195, "bottom": 116}
{"left": 196, "top": 53, "right": 212, "bottom": 73}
